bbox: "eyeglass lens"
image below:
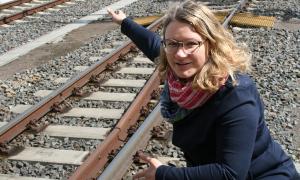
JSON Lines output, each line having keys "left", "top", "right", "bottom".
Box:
{"left": 163, "top": 39, "right": 204, "bottom": 54}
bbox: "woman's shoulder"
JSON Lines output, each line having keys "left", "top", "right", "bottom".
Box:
{"left": 219, "top": 73, "right": 260, "bottom": 104}
{"left": 226, "top": 73, "right": 255, "bottom": 89}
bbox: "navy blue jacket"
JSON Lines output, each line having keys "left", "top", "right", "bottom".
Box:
{"left": 121, "top": 18, "right": 299, "bottom": 180}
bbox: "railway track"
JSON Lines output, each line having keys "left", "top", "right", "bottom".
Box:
{"left": 0, "top": 0, "right": 76, "bottom": 25}
{"left": 1, "top": 0, "right": 298, "bottom": 179}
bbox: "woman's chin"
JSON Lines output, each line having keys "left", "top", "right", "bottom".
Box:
{"left": 174, "top": 71, "right": 195, "bottom": 80}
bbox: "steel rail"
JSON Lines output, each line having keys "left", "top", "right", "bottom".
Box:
{"left": 0, "top": 0, "right": 32, "bottom": 10}
{"left": 98, "top": 104, "right": 163, "bottom": 180}
{"left": 0, "top": 0, "right": 71, "bottom": 25}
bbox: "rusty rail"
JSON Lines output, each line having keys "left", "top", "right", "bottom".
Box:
{"left": 0, "top": 0, "right": 32, "bottom": 10}
{"left": 0, "top": 39, "right": 134, "bottom": 144}
{"left": 0, "top": 0, "right": 71, "bottom": 25}
{"left": 70, "top": 68, "right": 161, "bottom": 180}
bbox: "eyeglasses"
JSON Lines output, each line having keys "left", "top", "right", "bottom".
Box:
{"left": 161, "top": 39, "right": 206, "bottom": 54}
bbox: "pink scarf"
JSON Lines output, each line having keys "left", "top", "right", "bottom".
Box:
{"left": 167, "top": 70, "right": 214, "bottom": 109}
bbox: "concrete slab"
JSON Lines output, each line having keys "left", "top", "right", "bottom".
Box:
{"left": 1, "top": 9, "right": 17, "bottom": 13}
{"left": 23, "top": 3, "right": 40, "bottom": 7}
{"left": 131, "top": 57, "right": 153, "bottom": 64}
{"left": 101, "top": 48, "right": 114, "bottom": 53}
{"left": 0, "top": 24, "right": 11, "bottom": 28}
{"left": 8, "top": 147, "right": 89, "bottom": 165}
{"left": 53, "top": 77, "right": 69, "bottom": 84}
{"left": 0, "top": 0, "right": 139, "bottom": 67}
{"left": 56, "top": 5, "right": 68, "bottom": 8}
{"left": 34, "top": 90, "right": 52, "bottom": 98}
{"left": 74, "top": 66, "right": 89, "bottom": 71}
{"left": 10, "top": 104, "right": 32, "bottom": 114}
{"left": 0, "top": 174, "right": 53, "bottom": 180}
{"left": 36, "top": 11, "right": 51, "bottom": 15}
{"left": 13, "top": 6, "right": 30, "bottom": 10}
{"left": 116, "top": 67, "right": 154, "bottom": 75}
{"left": 25, "top": 15, "right": 40, "bottom": 19}
{"left": 46, "top": 8, "right": 60, "bottom": 12}
{"left": 89, "top": 56, "right": 101, "bottom": 62}
{"left": 12, "top": 19, "right": 28, "bottom": 24}
{"left": 0, "top": 0, "right": 14, "bottom": 5}
{"left": 65, "top": 2, "right": 76, "bottom": 5}
{"left": 102, "top": 79, "right": 146, "bottom": 88}
{"left": 42, "top": 125, "right": 109, "bottom": 139}
{"left": 0, "top": 121, "right": 7, "bottom": 128}
{"left": 84, "top": 92, "right": 136, "bottom": 101}
{"left": 0, "top": 13, "right": 10, "bottom": 18}
{"left": 62, "top": 108, "right": 124, "bottom": 119}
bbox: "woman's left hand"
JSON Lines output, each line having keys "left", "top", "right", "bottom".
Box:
{"left": 133, "top": 152, "right": 163, "bottom": 180}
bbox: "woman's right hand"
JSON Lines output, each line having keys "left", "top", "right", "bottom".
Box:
{"left": 107, "top": 8, "right": 127, "bottom": 25}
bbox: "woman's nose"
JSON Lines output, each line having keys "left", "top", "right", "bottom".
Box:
{"left": 174, "top": 47, "right": 188, "bottom": 58}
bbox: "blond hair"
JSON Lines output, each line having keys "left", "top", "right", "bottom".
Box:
{"left": 159, "top": 0, "right": 251, "bottom": 92}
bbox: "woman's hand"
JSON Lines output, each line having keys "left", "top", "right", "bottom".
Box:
{"left": 133, "top": 152, "right": 163, "bottom": 180}
{"left": 107, "top": 8, "right": 127, "bottom": 25}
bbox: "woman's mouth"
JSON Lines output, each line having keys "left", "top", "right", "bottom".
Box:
{"left": 175, "top": 62, "right": 192, "bottom": 66}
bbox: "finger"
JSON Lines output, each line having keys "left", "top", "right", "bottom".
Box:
{"left": 106, "top": 8, "right": 114, "bottom": 15}
{"left": 138, "top": 151, "right": 163, "bottom": 168}
{"left": 133, "top": 169, "right": 148, "bottom": 179}
{"left": 138, "top": 152, "right": 152, "bottom": 163}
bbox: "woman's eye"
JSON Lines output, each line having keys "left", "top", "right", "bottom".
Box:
{"left": 185, "top": 41, "right": 199, "bottom": 47}
{"left": 167, "top": 42, "right": 178, "bottom": 47}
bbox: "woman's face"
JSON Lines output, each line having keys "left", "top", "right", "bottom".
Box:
{"left": 164, "top": 20, "right": 208, "bottom": 79}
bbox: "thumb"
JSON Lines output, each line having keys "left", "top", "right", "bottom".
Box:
{"left": 138, "top": 152, "right": 163, "bottom": 168}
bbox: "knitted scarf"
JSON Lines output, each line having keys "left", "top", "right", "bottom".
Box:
{"left": 167, "top": 70, "right": 213, "bottom": 109}
{"left": 160, "top": 70, "right": 221, "bottom": 123}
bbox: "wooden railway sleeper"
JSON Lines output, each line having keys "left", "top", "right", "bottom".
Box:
{"left": 0, "top": 141, "right": 24, "bottom": 156}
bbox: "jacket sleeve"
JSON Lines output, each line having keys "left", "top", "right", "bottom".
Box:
{"left": 156, "top": 85, "right": 260, "bottom": 180}
{"left": 121, "top": 18, "right": 161, "bottom": 61}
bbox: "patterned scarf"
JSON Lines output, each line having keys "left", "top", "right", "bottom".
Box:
{"left": 160, "top": 69, "right": 225, "bottom": 123}
{"left": 167, "top": 70, "right": 213, "bottom": 109}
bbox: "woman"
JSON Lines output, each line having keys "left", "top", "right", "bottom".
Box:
{"left": 107, "top": 1, "right": 299, "bottom": 179}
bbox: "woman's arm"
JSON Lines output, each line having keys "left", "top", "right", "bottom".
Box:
{"left": 121, "top": 18, "right": 161, "bottom": 61}
{"left": 107, "top": 8, "right": 161, "bottom": 61}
